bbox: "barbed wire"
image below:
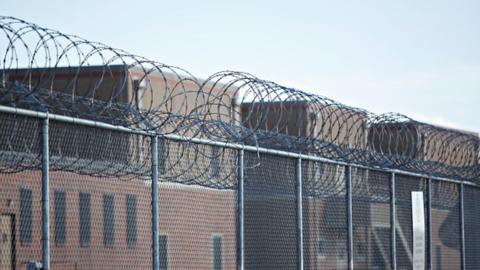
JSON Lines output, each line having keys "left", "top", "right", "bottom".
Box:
{"left": 0, "top": 16, "right": 478, "bottom": 183}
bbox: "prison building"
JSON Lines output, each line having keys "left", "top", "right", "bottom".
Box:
{"left": 368, "top": 122, "right": 479, "bottom": 168}
{"left": 241, "top": 101, "right": 368, "bottom": 150}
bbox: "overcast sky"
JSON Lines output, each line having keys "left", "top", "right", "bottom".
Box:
{"left": 3, "top": 0, "right": 479, "bottom": 132}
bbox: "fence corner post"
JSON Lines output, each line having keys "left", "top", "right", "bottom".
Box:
{"left": 41, "top": 115, "right": 50, "bottom": 270}
{"left": 151, "top": 135, "right": 159, "bottom": 270}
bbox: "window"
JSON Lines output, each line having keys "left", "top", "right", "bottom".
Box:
{"left": 54, "top": 191, "right": 66, "bottom": 245}
{"left": 103, "top": 194, "right": 115, "bottom": 246}
{"left": 159, "top": 234, "right": 168, "bottom": 270}
{"left": 126, "top": 195, "right": 137, "bottom": 248}
{"left": 20, "top": 188, "right": 32, "bottom": 245}
{"left": 213, "top": 235, "right": 223, "bottom": 270}
{"left": 79, "top": 192, "right": 91, "bottom": 247}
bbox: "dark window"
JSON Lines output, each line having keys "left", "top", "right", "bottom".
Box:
{"left": 126, "top": 194, "right": 137, "bottom": 248}
{"left": 213, "top": 235, "right": 223, "bottom": 270}
{"left": 160, "top": 234, "right": 168, "bottom": 270}
{"left": 54, "top": 191, "right": 66, "bottom": 245}
{"left": 79, "top": 192, "right": 91, "bottom": 247}
{"left": 20, "top": 188, "right": 32, "bottom": 245}
{"left": 103, "top": 194, "right": 115, "bottom": 246}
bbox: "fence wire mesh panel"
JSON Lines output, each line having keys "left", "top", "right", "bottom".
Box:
{"left": 158, "top": 140, "right": 238, "bottom": 269}
{"left": 395, "top": 175, "right": 429, "bottom": 270}
{"left": 49, "top": 121, "right": 153, "bottom": 270}
{"left": 0, "top": 113, "right": 42, "bottom": 269}
{"left": 351, "top": 169, "right": 391, "bottom": 270}
{"left": 302, "top": 160, "right": 347, "bottom": 270}
{"left": 464, "top": 185, "right": 480, "bottom": 269}
{"left": 244, "top": 151, "right": 297, "bottom": 270}
{"left": 430, "top": 181, "right": 461, "bottom": 270}
{"left": 0, "top": 113, "right": 42, "bottom": 172}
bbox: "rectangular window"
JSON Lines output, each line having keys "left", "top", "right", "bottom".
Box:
{"left": 213, "top": 235, "right": 223, "bottom": 270}
{"left": 126, "top": 194, "right": 137, "bottom": 248}
{"left": 54, "top": 191, "right": 66, "bottom": 245}
{"left": 160, "top": 234, "right": 168, "bottom": 270}
{"left": 79, "top": 192, "right": 91, "bottom": 247}
{"left": 20, "top": 188, "right": 32, "bottom": 245}
{"left": 103, "top": 194, "right": 115, "bottom": 246}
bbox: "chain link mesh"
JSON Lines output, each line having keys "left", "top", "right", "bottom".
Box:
{"left": 0, "top": 112, "right": 479, "bottom": 269}
{"left": 157, "top": 143, "right": 238, "bottom": 269}
{"left": 244, "top": 151, "right": 298, "bottom": 269}
{"left": 395, "top": 175, "right": 429, "bottom": 270}
{"left": 464, "top": 185, "right": 480, "bottom": 269}
{"left": 0, "top": 114, "right": 42, "bottom": 269}
{"left": 0, "top": 113, "right": 42, "bottom": 172}
{"left": 48, "top": 121, "right": 152, "bottom": 270}
{"left": 431, "top": 181, "right": 461, "bottom": 270}
{"left": 302, "top": 160, "right": 347, "bottom": 270}
{"left": 352, "top": 169, "right": 391, "bottom": 270}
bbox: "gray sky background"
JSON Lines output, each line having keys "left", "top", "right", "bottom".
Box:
{"left": 3, "top": 0, "right": 479, "bottom": 132}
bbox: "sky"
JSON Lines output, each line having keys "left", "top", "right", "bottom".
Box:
{"left": 3, "top": 0, "right": 479, "bottom": 132}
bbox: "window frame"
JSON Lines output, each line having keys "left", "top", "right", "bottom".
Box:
{"left": 54, "top": 190, "right": 67, "bottom": 246}
{"left": 159, "top": 233, "right": 169, "bottom": 270}
{"left": 19, "top": 188, "right": 33, "bottom": 245}
{"left": 79, "top": 192, "right": 91, "bottom": 247}
{"left": 212, "top": 234, "right": 224, "bottom": 270}
{"left": 103, "top": 193, "right": 115, "bottom": 247}
{"left": 126, "top": 194, "right": 137, "bottom": 248}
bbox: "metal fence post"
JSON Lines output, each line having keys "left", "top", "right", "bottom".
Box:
{"left": 391, "top": 172, "right": 397, "bottom": 270}
{"left": 460, "top": 183, "right": 466, "bottom": 270}
{"left": 237, "top": 149, "right": 245, "bottom": 270}
{"left": 296, "top": 158, "right": 304, "bottom": 270}
{"left": 151, "top": 135, "right": 159, "bottom": 270}
{"left": 346, "top": 166, "right": 353, "bottom": 270}
{"left": 427, "top": 178, "right": 433, "bottom": 270}
{"left": 41, "top": 116, "right": 50, "bottom": 270}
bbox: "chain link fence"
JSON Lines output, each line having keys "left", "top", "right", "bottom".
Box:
{"left": 0, "top": 111, "right": 479, "bottom": 270}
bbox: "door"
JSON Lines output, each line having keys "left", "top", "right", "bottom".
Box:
{"left": 0, "top": 215, "right": 13, "bottom": 270}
